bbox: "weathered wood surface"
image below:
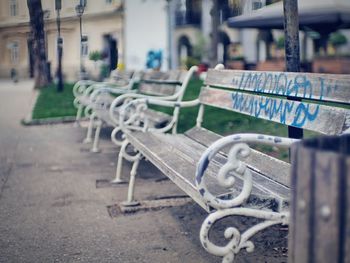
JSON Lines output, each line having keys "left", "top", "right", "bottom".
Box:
{"left": 138, "top": 83, "right": 177, "bottom": 96}
{"left": 185, "top": 127, "right": 291, "bottom": 187}
{"left": 125, "top": 131, "right": 290, "bottom": 212}
{"left": 314, "top": 150, "right": 341, "bottom": 263}
{"left": 139, "top": 70, "right": 187, "bottom": 96}
{"left": 205, "top": 69, "right": 350, "bottom": 104}
{"left": 110, "top": 70, "right": 135, "bottom": 84}
{"left": 289, "top": 145, "right": 312, "bottom": 263}
{"left": 346, "top": 154, "right": 350, "bottom": 263}
{"left": 289, "top": 135, "right": 350, "bottom": 263}
{"left": 199, "top": 86, "right": 350, "bottom": 135}
{"left": 142, "top": 69, "right": 187, "bottom": 82}
{"left": 95, "top": 108, "right": 171, "bottom": 127}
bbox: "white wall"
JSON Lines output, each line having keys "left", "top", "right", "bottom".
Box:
{"left": 125, "top": 0, "right": 168, "bottom": 71}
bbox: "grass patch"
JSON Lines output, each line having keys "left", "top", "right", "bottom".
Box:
{"left": 32, "top": 83, "right": 77, "bottom": 119}
{"left": 152, "top": 78, "right": 289, "bottom": 136}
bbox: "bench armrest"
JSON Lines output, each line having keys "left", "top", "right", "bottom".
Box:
{"left": 89, "top": 86, "right": 137, "bottom": 103}
{"left": 112, "top": 97, "right": 200, "bottom": 133}
{"left": 86, "top": 80, "right": 134, "bottom": 97}
{"left": 197, "top": 133, "right": 297, "bottom": 262}
{"left": 196, "top": 133, "right": 299, "bottom": 210}
{"left": 108, "top": 65, "right": 200, "bottom": 115}
{"left": 109, "top": 89, "right": 184, "bottom": 110}
{"left": 72, "top": 80, "right": 96, "bottom": 98}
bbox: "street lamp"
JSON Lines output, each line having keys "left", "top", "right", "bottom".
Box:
{"left": 55, "top": 0, "right": 63, "bottom": 92}
{"left": 75, "top": 0, "right": 86, "bottom": 78}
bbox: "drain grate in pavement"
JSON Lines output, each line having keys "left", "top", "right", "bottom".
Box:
{"left": 107, "top": 196, "right": 192, "bottom": 217}
{"left": 96, "top": 179, "right": 128, "bottom": 188}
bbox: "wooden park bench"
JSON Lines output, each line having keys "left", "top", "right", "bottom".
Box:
{"left": 115, "top": 67, "right": 350, "bottom": 262}
{"left": 72, "top": 69, "right": 137, "bottom": 126}
{"left": 86, "top": 66, "right": 198, "bottom": 153}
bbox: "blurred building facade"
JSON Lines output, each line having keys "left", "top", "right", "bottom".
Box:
{"left": 0, "top": 0, "right": 349, "bottom": 80}
{"left": 172, "top": 0, "right": 278, "bottom": 68}
{"left": 172, "top": 0, "right": 350, "bottom": 72}
{"left": 124, "top": 0, "right": 169, "bottom": 71}
{"left": 0, "top": 0, "right": 123, "bottom": 80}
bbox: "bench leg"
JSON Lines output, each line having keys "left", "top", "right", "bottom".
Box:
{"left": 122, "top": 158, "right": 141, "bottom": 206}
{"left": 91, "top": 120, "right": 102, "bottom": 153}
{"left": 83, "top": 112, "right": 96, "bottom": 144}
{"left": 112, "top": 139, "right": 128, "bottom": 184}
{"left": 200, "top": 208, "right": 288, "bottom": 262}
{"left": 75, "top": 104, "right": 84, "bottom": 127}
{"left": 112, "top": 139, "right": 140, "bottom": 184}
{"left": 73, "top": 98, "right": 83, "bottom": 127}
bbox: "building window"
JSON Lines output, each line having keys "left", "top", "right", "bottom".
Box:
{"left": 9, "top": 0, "right": 18, "bottom": 16}
{"left": 106, "top": 0, "right": 112, "bottom": 4}
{"left": 8, "top": 41, "right": 19, "bottom": 64}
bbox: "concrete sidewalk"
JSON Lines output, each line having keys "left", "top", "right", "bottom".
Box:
{"left": 0, "top": 80, "right": 215, "bottom": 263}
{"left": 0, "top": 80, "right": 287, "bottom": 263}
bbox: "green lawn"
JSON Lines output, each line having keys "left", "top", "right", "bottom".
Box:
{"left": 152, "top": 78, "right": 289, "bottom": 136}
{"left": 32, "top": 79, "right": 289, "bottom": 136}
{"left": 32, "top": 83, "right": 77, "bottom": 119}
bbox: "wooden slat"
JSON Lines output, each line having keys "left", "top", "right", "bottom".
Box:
{"left": 289, "top": 144, "right": 314, "bottom": 263}
{"left": 138, "top": 83, "right": 177, "bottom": 96}
{"left": 199, "top": 86, "right": 350, "bottom": 135}
{"left": 126, "top": 131, "right": 289, "bottom": 212}
{"left": 288, "top": 139, "right": 309, "bottom": 263}
{"left": 141, "top": 69, "right": 183, "bottom": 82}
{"left": 314, "top": 150, "right": 341, "bottom": 262}
{"left": 289, "top": 135, "right": 350, "bottom": 263}
{"left": 138, "top": 69, "right": 186, "bottom": 96}
{"left": 205, "top": 69, "right": 350, "bottom": 104}
{"left": 111, "top": 70, "right": 134, "bottom": 80}
{"left": 185, "top": 126, "right": 291, "bottom": 187}
{"left": 346, "top": 155, "right": 350, "bottom": 263}
{"left": 95, "top": 108, "right": 171, "bottom": 127}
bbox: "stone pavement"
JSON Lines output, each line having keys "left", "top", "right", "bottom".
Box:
{"left": 0, "top": 79, "right": 287, "bottom": 263}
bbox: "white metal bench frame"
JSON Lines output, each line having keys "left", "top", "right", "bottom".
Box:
{"left": 86, "top": 66, "right": 199, "bottom": 153}
{"left": 72, "top": 70, "right": 137, "bottom": 126}
{"left": 117, "top": 67, "right": 350, "bottom": 262}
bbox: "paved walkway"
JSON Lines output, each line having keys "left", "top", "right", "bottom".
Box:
{"left": 0, "top": 79, "right": 287, "bottom": 263}
{"left": 0, "top": 80, "right": 215, "bottom": 263}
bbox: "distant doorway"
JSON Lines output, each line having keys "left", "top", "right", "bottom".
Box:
{"left": 103, "top": 34, "right": 118, "bottom": 73}
{"left": 177, "top": 35, "right": 192, "bottom": 66}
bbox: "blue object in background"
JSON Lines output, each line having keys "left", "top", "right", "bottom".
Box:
{"left": 146, "top": 50, "right": 162, "bottom": 69}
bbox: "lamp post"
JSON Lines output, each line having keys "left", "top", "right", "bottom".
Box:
{"left": 43, "top": 9, "right": 52, "bottom": 83}
{"left": 75, "top": 0, "right": 86, "bottom": 79}
{"left": 55, "top": 0, "right": 63, "bottom": 92}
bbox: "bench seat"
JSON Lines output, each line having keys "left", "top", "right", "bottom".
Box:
{"left": 94, "top": 107, "right": 171, "bottom": 128}
{"left": 185, "top": 127, "right": 291, "bottom": 188}
{"left": 115, "top": 66, "right": 350, "bottom": 262}
{"left": 125, "top": 128, "right": 290, "bottom": 212}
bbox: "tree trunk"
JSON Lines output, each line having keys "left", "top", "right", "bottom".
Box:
{"left": 27, "top": 0, "right": 49, "bottom": 88}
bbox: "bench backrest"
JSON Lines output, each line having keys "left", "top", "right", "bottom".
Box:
{"left": 105, "top": 69, "right": 135, "bottom": 87}
{"left": 138, "top": 70, "right": 188, "bottom": 96}
{"left": 110, "top": 69, "right": 135, "bottom": 81}
{"left": 200, "top": 69, "right": 350, "bottom": 135}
